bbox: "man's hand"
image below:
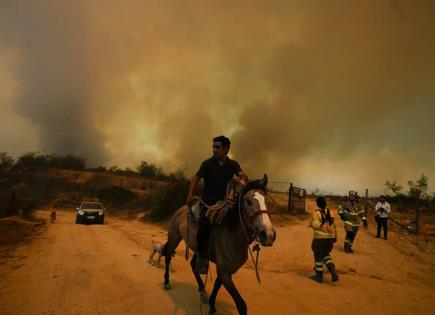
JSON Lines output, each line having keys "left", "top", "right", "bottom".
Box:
{"left": 186, "top": 195, "right": 194, "bottom": 207}
{"left": 236, "top": 176, "right": 247, "bottom": 186}
{"left": 338, "top": 211, "right": 345, "bottom": 220}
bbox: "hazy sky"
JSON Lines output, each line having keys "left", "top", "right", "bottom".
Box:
{"left": 0, "top": 0, "right": 434, "bottom": 194}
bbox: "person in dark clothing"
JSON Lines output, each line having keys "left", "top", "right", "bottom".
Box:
{"left": 338, "top": 190, "right": 368, "bottom": 253}
{"left": 375, "top": 195, "right": 391, "bottom": 240}
{"left": 186, "top": 135, "right": 248, "bottom": 274}
{"left": 309, "top": 196, "right": 339, "bottom": 283}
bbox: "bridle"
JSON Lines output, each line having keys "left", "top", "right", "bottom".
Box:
{"left": 237, "top": 186, "right": 271, "bottom": 243}
{"left": 247, "top": 209, "right": 270, "bottom": 222}
{"left": 236, "top": 185, "right": 270, "bottom": 284}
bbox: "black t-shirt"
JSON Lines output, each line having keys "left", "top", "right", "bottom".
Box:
{"left": 196, "top": 156, "right": 242, "bottom": 204}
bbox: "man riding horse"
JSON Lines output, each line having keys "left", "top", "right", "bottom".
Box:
{"left": 186, "top": 135, "right": 248, "bottom": 274}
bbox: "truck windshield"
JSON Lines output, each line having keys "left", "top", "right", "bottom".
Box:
{"left": 81, "top": 203, "right": 102, "bottom": 210}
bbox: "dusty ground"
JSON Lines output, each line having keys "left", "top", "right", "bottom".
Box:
{"left": 0, "top": 208, "right": 434, "bottom": 315}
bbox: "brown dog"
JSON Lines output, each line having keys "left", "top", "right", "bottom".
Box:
{"left": 50, "top": 210, "right": 56, "bottom": 223}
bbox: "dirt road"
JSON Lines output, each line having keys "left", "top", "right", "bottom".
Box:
{"left": 1, "top": 210, "right": 434, "bottom": 315}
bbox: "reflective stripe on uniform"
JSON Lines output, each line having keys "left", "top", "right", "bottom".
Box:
{"left": 314, "top": 230, "right": 334, "bottom": 237}
{"left": 344, "top": 221, "right": 360, "bottom": 227}
{"left": 315, "top": 262, "right": 324, "bottom": 271}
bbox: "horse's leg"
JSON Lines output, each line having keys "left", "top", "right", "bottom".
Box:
{"left": 190, "top": 254, "right": 205, "bottom": 291}
{"left": 190, "top": 254, "right": 208, "bottom": 304}
{"left": 163, "top": 234, "right": 182, "bottom": 290}
{"left": 208, "top": 277, "right": 222, "bottom": 314}
{"left": 163, "top": 251, "right": 172, "bottom": 290}
{"left": 219, "top": 271, "right": 247, "bottom": 315}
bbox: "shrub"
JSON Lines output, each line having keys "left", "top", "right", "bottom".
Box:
{"left": 96, "top": 186, "right": 136, "bottom": 206}
{"left": 148, "top": 181, "right": 189, "bottom": 221}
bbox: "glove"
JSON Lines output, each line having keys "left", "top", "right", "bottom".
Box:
{"left": 363, "top": 219, "right": 368, "bottom": 229}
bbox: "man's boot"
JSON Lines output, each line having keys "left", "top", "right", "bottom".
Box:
{"left": 326, "top": 263, "right": 339, "bottom": 282}
{"left": 310, "top": 270, "right": 323, "bottom": 283}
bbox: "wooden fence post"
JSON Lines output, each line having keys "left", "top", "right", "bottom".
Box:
{"left": 415, "top": 201, "right": 420, "bottom": 235}
{"left": 364, "top": 188, "right": 368, "bottom": 214}
{"left": 288, "top": 183, "right": 293, "bottom": 213}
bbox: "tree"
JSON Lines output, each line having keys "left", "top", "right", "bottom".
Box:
{"left": 385, "top": 180, "right": 403, "bottom": 196}
{"left": 408, "top": 174, "right": 428, "bottom": 200}
{"left": 169, "top": 167, "right": 188, "bottom": 181}
{"left": 137, "top": 161, "right": 158, "bottom": 178}
{"left": 0, "top": 152, "right": 14, "bottom": 170}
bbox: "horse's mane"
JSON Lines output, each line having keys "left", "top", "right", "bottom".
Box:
{"left": 239, "top": 180, "right": 267, "bottom": 196}
{"left": 222, "top": 179, "right": 268, "bottom": 227}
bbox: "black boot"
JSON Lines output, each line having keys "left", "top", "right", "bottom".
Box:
{"left": 326, "top": 263, "right": 339, "bottom": 282}
{"left": 344, "top": 243, "right": 353, "bottom": 253}
{"left": 310, "top": 271, "right": 323, "bottom": 283}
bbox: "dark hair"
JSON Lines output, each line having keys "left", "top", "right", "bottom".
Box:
{"left": 316, "top": 196, "right": 326, "bottom": 209}
{"left": 213, "top": 135, "right": 231, "bottom": 149}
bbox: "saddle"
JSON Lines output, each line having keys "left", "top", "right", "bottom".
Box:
{"left": 190, "top": 200, "right": 234, "bottom": 225}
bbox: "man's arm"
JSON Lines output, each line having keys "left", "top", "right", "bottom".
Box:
{"left": 186, "top": 175, "right": 199, "bottom": 206}
{"left": 236, "top": 171, "right": 248, "bottom": 185}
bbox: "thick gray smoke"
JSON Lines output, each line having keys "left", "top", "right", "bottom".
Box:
{"left": 0, "top": 0, "right": 434, "bottom": 193}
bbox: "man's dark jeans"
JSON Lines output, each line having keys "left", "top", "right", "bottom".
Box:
{"left": 377, "top": 217, "right": 388, "bottom": 239}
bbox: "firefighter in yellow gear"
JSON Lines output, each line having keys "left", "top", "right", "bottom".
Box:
{"left": 308, "top": 196, "right": 339, "bottom": 283}
{"left": 338, "top": 190, "right": 368, "bottom": 253}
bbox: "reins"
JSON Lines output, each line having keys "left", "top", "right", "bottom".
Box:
{"left": 187, "top": 181, "right": 269, "bottom": 286}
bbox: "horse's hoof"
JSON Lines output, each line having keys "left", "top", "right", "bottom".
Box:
{"left": 209, "top": 307, "right": 217, "bottom": 314}
{"left": 200, "top": 290, "right": 209, "bottom": 304}
{"left": 164, "top": 283, "right": 172, "bottom": 290}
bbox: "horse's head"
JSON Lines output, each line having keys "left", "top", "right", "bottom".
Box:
{"left": 239, "top": 175, "right": 276, "bottom": 247}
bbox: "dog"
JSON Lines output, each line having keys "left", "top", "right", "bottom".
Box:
{"left": 50, "top": 210, "right": 57, "bottom": 223}
{"left": 148, "top": 240, "right": 164, "bottom": 267}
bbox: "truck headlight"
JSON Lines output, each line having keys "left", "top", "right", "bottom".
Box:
{"left": 98, "top": 210, "right": 103, "bottom": 216}
{"left": 78, "top": 210, "right": 84, "bottom": 215}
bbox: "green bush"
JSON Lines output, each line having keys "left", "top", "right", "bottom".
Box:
{"left": 96, "top": 186, "right": 136, "bottom": 206}
{"left": 16, "top": 152, "right": 86, "bottom": 171}
{"left": 149, "top": 181, "right": 189, "bottom": 221}
{"left": 0, "top": 187, "right": 39, "bottom": 218}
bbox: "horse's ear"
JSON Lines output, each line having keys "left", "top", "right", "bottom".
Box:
{"left": 263, "top": 173, "right": 268, "bottom": 188}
